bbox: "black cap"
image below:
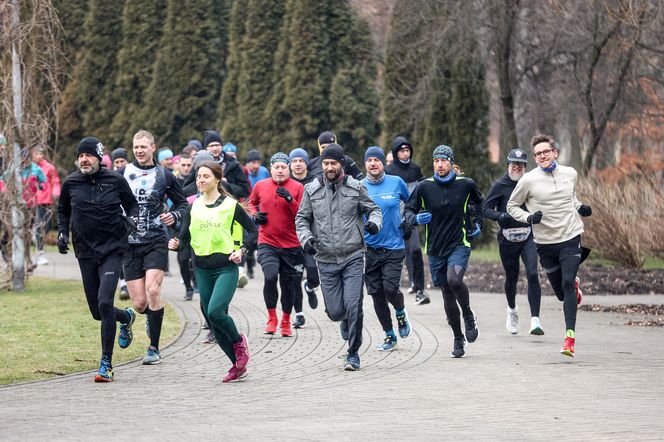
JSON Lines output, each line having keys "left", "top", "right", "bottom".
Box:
{"left": 77, "top": 137, "right": 104, "bottom": 161}
{"left": 507, "top": 148, "right": 528, "bottom": 164}
{"left": 317, "top": 131, "right": 337, "bottom": 149}
{"left": 111, "top": 148, "right": 128, "bottom": 161}
{"left": 320, "top": 143, "right": 345, "bottom": 165}
{"left": 203, "top": 130, "right": 223, "bottom": 149}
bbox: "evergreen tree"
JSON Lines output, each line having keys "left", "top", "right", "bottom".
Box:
{"left": 109, "top": 0, "right": 167, "bottom": 148}
{"left": 53, "top": 0, "right": 89, "bottom": 68}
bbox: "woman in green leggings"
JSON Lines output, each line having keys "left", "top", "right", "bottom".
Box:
{"left": 169, "top": 161, "right": 256, "bottom": 382}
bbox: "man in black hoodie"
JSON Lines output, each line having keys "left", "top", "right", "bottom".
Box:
{"left": 307, "top": 131, "right": 364, "bottom": 180}
{"left": 483, "top": 149, "right": 542, "bottom": 336}
{"left": 385, "top": 136, "right": 429, "bottom": 305}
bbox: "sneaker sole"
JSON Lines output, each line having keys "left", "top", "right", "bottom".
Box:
{"left": 377, "top": 346, "right": 397, "bottom": 352}
{"left": 530, "top": 328, "right": 545, "bottom": 336}
{"left": 450, "top": 352, "right": 465, "bottom": 358}
{"left": 560, "top": 349, "right": 575, "bottom": 357}
{"left": 223, "top": 371, "right": 248, "bottom": 383}
{"left": 344, "top": 364, "right": 360, "bottom": 371}
{"left": 142, "top": 359, "right": 162, "bottom": 365}
{"left": 94, "top": 375, "right": 113, "bottom": 382}
{"left": 414, "top": 298, "right": 430, "bottom": 305}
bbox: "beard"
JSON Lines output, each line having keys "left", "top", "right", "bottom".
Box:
{"left": 508, "top": 170, "right": 523, "bottom": 181}
{"left": 78, "top": 161, "right": 100, "bottom": 175}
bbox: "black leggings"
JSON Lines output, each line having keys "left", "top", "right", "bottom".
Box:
{"left": 78, "top": 254, "right": 131, "bottom": 361}
{"left": 293, "top": 253, "right": 320, "bottom": 313}
{"left": 177, "top": 246, "right": 194, "bottom": 291}
{"left": 499, "top": 238, "right": 541, "bottom": 316}
{"left": 405, "top": 230, "right": 425, "bottom": 291}
{"left": 257, "top": 244, "right": 303, "bottom": 313}
{"left": 441, "top": 267, "right": 472, "bottom": 339}
{"left": 365, "top": 248, "right": 405, "bottom": 332}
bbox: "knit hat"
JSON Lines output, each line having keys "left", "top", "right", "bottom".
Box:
{"left": 188, "top": 139, "right": 203, "bottom": 151}
{"left": 77, "top": 137, "right": 104, "bottom": 161}
{"left": 507, "top": 148, "right": 528, "bottom": 164}
{"left": 157, "top": 148, "right": 174, "bottom": 163}
{"left": 193, "top": 151, "right": 214, "bottom": 169}
{"left": 223, "top": 143, "right": 237, "bottom": 153}
{"left": 270, "top": 152, "right": 290, "bottom": 166}
{"left": 364, "top": 146, "right": 386, "bottom": 165}
{"left": 289, "top": 148, "right": 309, "bottom": 163}
{"left": 111, "top": 148, "right": 128, "bottom": 161}
{"left": 317, "top": 131, "right": 337, "bottom": 149}
{"left": 246, "top": 149, "right": 261, "bottom": 163}
{"left": 203, "top": 130, "right": 222, "bottom": 148}
{"left": 320, "top": 143, "right": 345, "bottom": 164}
{"left": 432, "top": 144, "right": 454, "bottom": 163}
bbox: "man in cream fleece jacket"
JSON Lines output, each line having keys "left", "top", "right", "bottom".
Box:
{"left": 507, "top": 134, "right": 592, "bottom": 358}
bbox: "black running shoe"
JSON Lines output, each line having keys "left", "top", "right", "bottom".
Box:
{"left": 414, "top": 290, "right": 430, "bottom": 305}
{"left": 304, "top": 280, "right": 318, "bottom": 310}
{"left": 293, "top": 315, "right": 305, "bottom": 329}
{"left": 464, "top": 310, "right": 479, "bottom": 343}
{"left": 450, "top": 337, "right": 465, "bottom": 358}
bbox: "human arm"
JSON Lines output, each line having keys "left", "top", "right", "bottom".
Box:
{"left": 56, "top": 179, "right": 71, "bottom": 253}
{"left": 162, "top": 169, "right": 187, "bottom": 226}
{"left": 345, "top": 156, "right": 365, "bottom": 180}
{"left": 358, "top": 184, "right": 381, "bottom": 230}
{"left": 295, "top": 189, "right": 315, "bottom": 247}
{"left": 221, "top": 162, "right": 250, "bottom": 199}
{"left": 483, "top": 182, "right": 503, "bottom": 221}
{"left": 506, "top": 177, "right": 532, "bottom": 224}
{"left": 468, "top": 179, "right": 484, "bottom": 231}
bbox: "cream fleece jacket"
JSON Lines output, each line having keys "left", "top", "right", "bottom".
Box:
{"left": 507, "top": 164, "right": 584, "bottom": 244}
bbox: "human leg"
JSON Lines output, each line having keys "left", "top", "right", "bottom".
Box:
{"left": 521, "top": 238, "right": 542, "bottom": 317}
{"left": 365, "top": 248, "right": 392, "bottom": 332}
{"left": 342, "top": 255, "right": 365, "bottom": 355}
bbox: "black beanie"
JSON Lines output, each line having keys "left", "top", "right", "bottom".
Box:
{"left": 317, "top": 131, "right": 337, "bottom": 149}
{"left": 320, "top": 143, "right": 345, "bottom": 165}
{"left": 111, "top": 148, "right": 128, "bottom": 161}
{"left": 203, "top": 130, "right": 223, "bottom": 148}
{"left": 246, "top": 149, "right": 261, "bottom": 163}
{"left": 77, "top": 137, "right": 104, "bottom": 161}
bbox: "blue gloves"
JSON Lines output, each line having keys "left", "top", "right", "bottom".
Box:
{"left": 415, "top": 211, "right": 432, "bottom": 225}
{"left": 468, "top": 223, "right": 481, "bottom": 238}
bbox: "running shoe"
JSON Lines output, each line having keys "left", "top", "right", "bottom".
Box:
{"left": 304, "top": 280, "right": 318, "bottom": 309}
{"left": 201, "top": 320, "right": 210, "bottom": 330}
{"left": 293, "top": 315, "right": 306, "bottom": 329}
{"left": 184, "top": 289, "right": 194, "bottom": 301}
{"left": 237, "top": 273, "right": 249, "bottom": 289}
{"left": 575, "top": 276, "right": 583, "bottom": 306}
{"left": 407, "top": 285, "right": 415, "bottom": 294}
{"left": 222, "top": 365, "right": 247, "bottom": 383}
{"left": 264, "top": 314, "right": 278, "bottom": 335}
{"left": 450, "top": 337, "right": 465, "bottom": 358}
{"left": 118, "top": 308, "right": 136, "bottom": 349}
{"left": 506, "top": 306, "right": 519, "bottom": 335}
{"left": 561, "top": 330, "right": 575, "bottom": 357}
{"left": 281, "top": 316, "right": 293, "bottom": 337}
{"left": 396, "top": 310, "right": 411, "bottom": 338}
{"left": 529, "top": 317, "right": 545, "bottom": 335}
{"left": 378, "top": 333, "right": 397, "bottom": 351}
{"left": 232, "top": 334, "right": 251, "bottom": 370}
{"left": 414, "top": 290, "right": 430, "bottom": 305}
{"left": 344, "top": 353, "right": 361, "bottom": 371}
{"left": 119, "top": 285, "right": 130, "bottom": 301}
{"left": 94, "top": 357, "right": 113, "bottom": 382}
{"left": 142, "top": 347, "right": 162, "bottom": 365}
{"left": 464, "top": 310, "right": 479, "bottom": 343}
{"left": 339, "top": 319, "right": 350, "bottom": 341}
{"left": 201, "top": 331, "right": 216, "bottom": 344}
{"left": 36, "top": 252, "right": 49, "bottom": 266}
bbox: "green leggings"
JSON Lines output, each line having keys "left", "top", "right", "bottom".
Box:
{"left": 196, "top": 265, "right": 242, "bottom": 363}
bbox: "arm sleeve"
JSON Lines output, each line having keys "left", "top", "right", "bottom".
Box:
{"left": 399, "top": 177, "right": 410, "bottom": 202}
{"left": 247, "top": 185, "right": 260, "bottom": 215}
{"left": 176, "top": 204, "right": 193, "bottom": 247}
{"left": 295, "top": 190, "right": 314, "bottom": 247}
{"left": 165, "top": 169, "right": 187, "bottom": 223}
{"left": 118, "top": 176, "right": 139, "bottom": 217}
{"left": 222, "top": 164, "right": 251, "bottom": 199}
{"left": 234, "top": 202, "right": 257, "bottom": 247}
{"left": 287, "top": 184, "right": 303, "bottom": 217}
{"left": 483, "top": 182, "right": 502, "bottom": 221}
{"left": 404, "top": 184, "right": 422, "bottom": 225}
{"left": 56, "top": 180, "right": 71, "bottom": 234}
{"left": 469, "top": 179, "right": 484, "bottom": 228}
{"left": 359, "top": 185, "right": 381, "bottom": 229}
{"left": 507, "top": 177, "right": 531, "bottom": 223}
{"left": 345, "top": 156, "right": 365, "bottom": 180}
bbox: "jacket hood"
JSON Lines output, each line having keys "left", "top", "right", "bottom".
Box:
{"left": 390, "top": 136, "right": 413, "bottom": 158}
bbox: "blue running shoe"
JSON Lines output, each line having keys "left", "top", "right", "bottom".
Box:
{"left": 339, "top": 319, "right": 349, "bottom": 341}
{"left": 118, "top": 308, "right": 136, "bottom": 349}
{"left": 94, "top": 357, "right": 113, "bottom": 382}
{"left": 344, "top": 353, "right": 360, "bottom": 371}
{"left": 142, "top": 347, "right": 162, "bottom": 365}
{"left": 378, "top": 333, "right": 397, "bottom": 351}
{"left": 396, "top": 310, "right": 411, "bottom": 338}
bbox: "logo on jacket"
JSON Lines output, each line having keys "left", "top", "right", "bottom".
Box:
{"left": 96, "top": 143, "right": 104, "bottom": 158}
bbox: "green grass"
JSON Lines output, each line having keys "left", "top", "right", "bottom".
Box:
{"left": 469, "top": 243, "right": 500, "bottom": 263}
{"left": 0, "top": 277, "right": 181, "bottom": 385}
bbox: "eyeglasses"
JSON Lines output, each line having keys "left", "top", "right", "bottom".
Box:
{"left": 533, "top": 149, "right": 553, "bottom": 157}
{"left": 509, "top": 162, "right": 525, "bottom": 167}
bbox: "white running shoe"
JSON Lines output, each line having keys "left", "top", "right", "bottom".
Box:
{"left": 529, "top": 316, "right": 544, "bottom": 335}
{"left": 36, "top": 252, "right": 48, "bottom": 266}
{"left": 506, "top": 306, "right": 519, "bottom": 334}
{"left": 237, "top": 273, "right": 249, "bottom": 288}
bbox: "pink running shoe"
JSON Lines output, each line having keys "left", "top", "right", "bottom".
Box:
{"left": 233, "top": 334, "right": 251, "bottom": 370}
{"left": 222, "top": 365, "right": 247, "bottom": 383}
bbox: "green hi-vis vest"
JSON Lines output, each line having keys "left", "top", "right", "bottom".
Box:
{"left": 189, "top": 196, "right": 243, "bottom": 256}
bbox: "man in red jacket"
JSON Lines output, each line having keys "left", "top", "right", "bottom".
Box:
{"left": 248, "top": 152, "right": 305, "bottom": 337}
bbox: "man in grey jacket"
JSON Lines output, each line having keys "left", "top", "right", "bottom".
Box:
{"left": 296, "top": 143, "right": 382, "bottom": 371}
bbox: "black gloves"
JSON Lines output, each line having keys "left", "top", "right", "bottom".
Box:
{"left": 276, "top": 187, "right": 293, "bottom": 203}
{"left": 400, "top": 221, "right": 412, "bottom": 240}
{"left": 578, "top": 205, "right": 592, "bottom": 217}
{"left": 303, "top": 238, "right": 317, "bottom": 255}
{"left": 364, "top": 221, "right": 379, "bottom": 235}
{"left": 254, "top": 211, "right": 268, "bottom": 225}
{"left": 527, "top": 210, "right": 543, "bottom": 225}
{"left": 57, "top": 233, "right": 69, "bottom": 254}
{"left": 497, "top": 212, "right": 513, "bottom": 228}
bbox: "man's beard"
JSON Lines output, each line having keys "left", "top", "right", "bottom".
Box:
{"left": 508, "top": 171, "right": 523, "bottom": 181}
{"left": 79, "top": 161, "right": 100, "bottom": 175}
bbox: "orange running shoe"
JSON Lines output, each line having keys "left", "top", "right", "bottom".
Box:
{"left": 264, "top": 309, "right": 278, "bottom": 334}
{"left": 281, "top": 313, "right": 292, "bottom": 337}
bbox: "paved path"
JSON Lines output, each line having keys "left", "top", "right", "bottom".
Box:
{"left": 1, "top": 251, "right": 663, "bottom": 441}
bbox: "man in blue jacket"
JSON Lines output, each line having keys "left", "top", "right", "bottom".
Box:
{"left": 361, "top": 146, "right": 412, "bottom": 351}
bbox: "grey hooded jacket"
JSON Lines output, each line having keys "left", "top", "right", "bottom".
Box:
{"left": 296, "top": 176, "right": 382, "bottom": 264}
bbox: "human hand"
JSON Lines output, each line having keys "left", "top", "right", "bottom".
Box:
{"left": 254, "top": 211, "right": 268, "bottom": 225}
{"left": 364, "top": 221, "right": 379, "bottom": 235}
{"left": 57, "top": 232, "right": 69, "bottom": 254}
{"left": 578, "top": 205, "right": 592, "bottom": 217}
{"left": 229, "top": 250, "right": 243, "bottom": 264}
{"left": 276, "top": 187, "right": 293, "bottom": 203}
{"left": 527, "top": 211, "right": 543, "bottom": 225}
{"left": 415, "top": 211, "right": 432, "bottom": 225}
{"left": 168, "top": 237, "right": 179, "bottom": 251}
{"left": 468, "top": 223, "right": 481, "bottom": 238}
{"left": 159, "top": 212, "right": 175, "bottom": 226}
{"left": 497, "top": 212, "right": 513, "bottom": 228}
{"left": 303, "top": 238, "right": 317, "bottom": 255}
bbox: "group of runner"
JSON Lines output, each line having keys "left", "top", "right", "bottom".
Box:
{"left": 58, "top": 128, "right": 591, "bottom": 383}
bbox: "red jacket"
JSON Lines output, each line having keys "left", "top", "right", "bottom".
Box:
{"left": 35, "top": 159, "right": 61, "bottom": 205}
{"left": 248, "top": 177, "right": 303, "bottom": 248}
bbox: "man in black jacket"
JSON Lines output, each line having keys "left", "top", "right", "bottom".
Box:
{"left": 307, "top": 131, "right": 364, "bottom": 180}
{"left": 203, "top": 130, "right": 250, "bottom": 200}
{"left": 57, "top": 137, "right": 140, "bottom": 382}
{"left": 385, "top": 136, "right": 429, "bottom": 305}
{"left": 484, "top": 149, "right": 542, "bottom": 336}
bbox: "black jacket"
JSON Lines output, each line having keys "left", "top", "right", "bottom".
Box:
{"left": 308, "top": 154, "right": 364, "bottom": 180}
{"left": 58, "top": 167, "right": 139, "bottom": 260}
{"left": 385, "top": 136, "right": 424, "bottom": 186}
{"left": 483, "top": 173, "right": 531, "bottom": 241}
{"left": 181, "top": 156, "right": 250, "bottom": 199}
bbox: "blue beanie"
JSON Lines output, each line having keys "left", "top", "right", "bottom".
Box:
{"left": 157, "top": 148, "right": 174, "bottom": 163}
{"left": 433, "top": 145, "right": 455, "bottom": 163}
{"left": 364, "top": 146, "right": 386, "bottom": 165}
{"left": 289, "top": 148, "right": 309, "bottom": 163}
{"left": 270, "top": 152, "right": 290, "bottom": 166}
{"left": 188, "top": 139, "right": 203, "bottom": 151}
{"left": 223, "top": 143, "right": 237, "bottom": 153}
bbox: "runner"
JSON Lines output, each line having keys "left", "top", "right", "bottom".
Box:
{"left": 361, "top": 146, "right": 412, "bottom": 351}
{"left": 385, "top": 136, "right": 429, "bottom": 305}
{"left": 507, "top": 134, "right": 592, "bottom": 357}
{"left": 405, "top": 145, "right": 484, "bottom": 358}
{"left": 168, "top": 160, "right": 254, "bottom": 382}
{"left": 245, "top": 149, "right": 270, "bottom": 189}
{"left": 288, "top": 147, "right": 319, "bottom": 329}
{"left": 248, "top": 152, "right": 305, "bottom": 337}
{"left": 57, "top": 136, "right": 139, "bottom": 382}
{"left": 112, "top": 147, "right": 131, "bottom": 300}
{"left": 296, "top": 143, "right": 382, "bottom": 371}
{"left": 175, "top": 152, "right": 195, "bottom": 301}
{"left": 121, "top": 130, "right": 187, "bottom": 365}
{"left": 307, "top": 131, "right": 364, "bottom": 179}
{"left": 484, "top": 149, "right": 542, "bottom": 335}
{"left": 31, "top": 144, "right": 61, "bottom": 266}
